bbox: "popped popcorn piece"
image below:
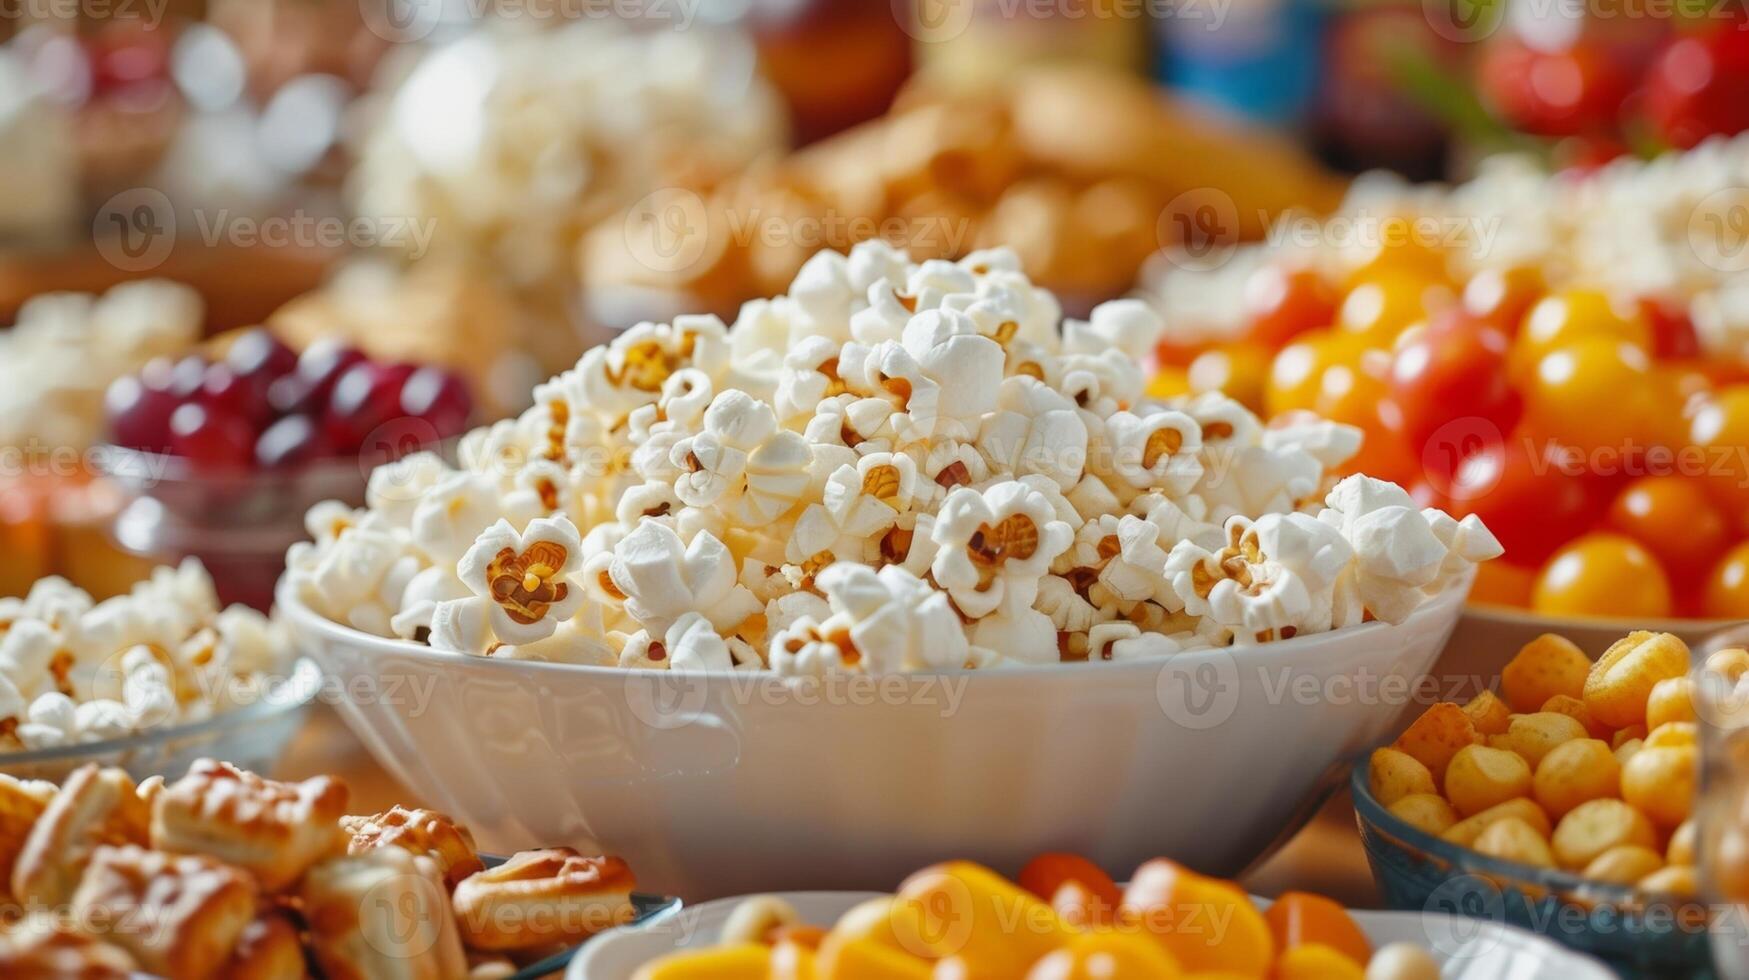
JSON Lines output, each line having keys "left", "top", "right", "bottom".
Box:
{"left": 600, "top": 522, "right": 760, "bottom": 639}
{"left": 457, "top": 517, "right": 587, "bottom": 645}
{"left": 931, "top": 481, "right": 1074, "bottom": 620}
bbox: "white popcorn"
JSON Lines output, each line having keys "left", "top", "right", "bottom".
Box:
{"left": 931, "top": 481, "right": 1074, "bottom": 620}
{"left": 602, "top": 521, "right": 761, "bottom": 639}
{"left": 1101, "top": 409, "right": 1203, "bottom": 495}
{"left": 458, "top": 517, "right": 587, "bottom": 645}
{"left": 789, "top": 454, "right": 919, "bottom": 567}
{"left": 290, "top": 242, "right": 1501, "bottom": 674}
{"left": 977, "top": 377, "right": 1088, "bottom": 491}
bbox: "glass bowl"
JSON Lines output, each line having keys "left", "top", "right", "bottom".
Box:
{"left": 1349, "top": 765, "right": 1710, "bottom": 976}
{"left": 0, "top": 658, "right": 321, "bottom": 783}
{"left": 95, "top": 437, "right": 450, "bottom": 610}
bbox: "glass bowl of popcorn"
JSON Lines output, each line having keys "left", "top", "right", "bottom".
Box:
{"left": 1352, "top": 630, "right": 1718, "bottom": 975}
{"left": 0, "top": 564, "right": 319, "bottom": 783}
{"left": 280, "top": 242, "right": 1501, "bottom": 899}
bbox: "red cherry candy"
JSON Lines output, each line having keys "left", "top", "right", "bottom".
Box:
{"left": 168, "top": 402, "right": 255, "bottom": 471}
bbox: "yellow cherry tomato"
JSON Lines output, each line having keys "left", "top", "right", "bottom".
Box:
{"left": 1187, "top": 344, "right": 1271, "bottom": 414}
{"left": 1344, "top": 217, "right": 1452, "bottom": 286}
{"left": 1147, "top": 366, "right": 1192, "bottom": 400}
{"left": 1338, "top": 274, "right": 1454, "bottom": 345}
{"left": 1705, "top": 542, "right": 1749, "bottom": 619}
{"left": 1266, "top": 330, "right": 1368, "bottom": 417}
{"left": 1512, "top": 289, "right": 1652, "bottom": 385}
{"left": 1533, "top": 533, "right": 1674, "bottom": 619}
{"left": 1522, "top": 338, "right": 1664, "bottom": 455}
{"left": 1690, "top": 386, "right": 1749, "bottom": 525}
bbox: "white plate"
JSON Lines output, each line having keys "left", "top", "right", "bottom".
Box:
{"left": 570, "top": 891, "right": 1614, "bottom": 979}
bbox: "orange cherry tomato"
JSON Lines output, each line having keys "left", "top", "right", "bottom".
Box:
{"left": 1122, "top": 860, "right": 1274, "bottom": 976}
{"left": 1606, "top": 476, "right": 1731, "bottom": 583}
{"left": 1338, "top": 274, "right": 1454, "bottom": 345}
{"left": 1462, "top": 265, "right": 1545, "bottom": 334}
{"left": 1690, "top": 386, "right": 1749, "bottom": 527}
{"left": 1511, "top": 288, "right": 1652, "bottom": 384}
{"left": 1469, "top": 560, "right": 1537, "bottom": 608}
{"left": 1188, "top": 344, "right": 1272, "bottom": 414}
{"left": 1522, "top": 338, "right": 1666, "bottom": 456}
{"left": 1241, "top": 264, "right": 1339, "bottom": 349}
{"left": 1705, "top": 542, "right": 1749, "bottom": 619}
{"left": 1532, "top": 532, "right": 1674, "bottom": 619}
{"left": 1263, "top": 892, "right": 1371, "bottom": 966}
{"left": 1017, "top": 853, "right": 1123, "bottom": 911}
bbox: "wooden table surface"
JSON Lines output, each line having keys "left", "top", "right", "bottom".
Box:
{"left": 278, "top": 704, "right": 1383, "bottom": 907}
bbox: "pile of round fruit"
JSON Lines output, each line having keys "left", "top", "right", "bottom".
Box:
{"left": 1151, "top": 243, "right": 1749, "bottom": 622}
{"left": 103, "top": 329, "right": 474, "bottom": 473}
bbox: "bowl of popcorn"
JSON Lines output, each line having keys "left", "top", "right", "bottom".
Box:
{"left": 98, "top": 327, "right": 475, "bottom": 611}
{"left": 1354, "top": 630, "right": 1719, "bottom": 974}
{"left": 0, "top": 759, "right": 662, "bottom": 978}
{"left": 583, "top": 854, "right": 1610, "bottom": 979}
{"left": 280, "top": 242, "right": 1501, "bottom": 899}
{"left": 0, "top": 563, "right": 316, "bottom": 783}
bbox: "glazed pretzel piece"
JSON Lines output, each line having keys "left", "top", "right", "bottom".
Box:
{"left": 0, "top": 913, "right": 140, "bottom": 979}
{"left": 151, "top": 759, "right": 348, "bottom": 892}
{"left": 11, "top": 765, "right": 149, "bottom": 909}
{"left": 451, "top": 848, "right": 637, "bottom": 952}
{"left": 69, "top": 844, "right": 258, "bottom": 980}
{"left": 216, "top": 911, "right": 308, "bottom": 980}
{"left": 0, "top": 774, "right": 56, "bottom": 905}
{"left": 299, "top": 847, "right": 468, "bottom": 980}
{"left": 340, "top": 806, "right": 485, "bottom": 891}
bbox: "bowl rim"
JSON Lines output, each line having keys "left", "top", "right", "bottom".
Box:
{"left": 276, "top": 565, "right": 1472, "bottom": 681}
{"left": 1348, "top": 762, "right": 1665, "bottom": 907}
{"left": 0, "top": 657, "right": 322, "bottom": 767}
{"left": 1460, "top": 601, "right": 1743, "bottom": 635}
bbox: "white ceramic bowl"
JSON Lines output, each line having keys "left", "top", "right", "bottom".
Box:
{"left": 570, "top": 890, "right": 1614, "bottom": 980}
{"left": 279, "top": 576, "right": 1470, "bottom": 900}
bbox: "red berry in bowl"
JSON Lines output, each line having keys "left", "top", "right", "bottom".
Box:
{"left": 167, "top": 354, "right": 208, "bottom": 399}
{"left": 274, "top": 342, "right": 367, "bottom": 415}
{"left": 225, "top": 328, "right": 299, "bottom": 381}
{"left": 323, "top": 362, "right": 415, "bottom": 455}
{"left": 200, "top": 363, "right": 274, "bottom": 427}
{"left": 169, "top": 402, "right": 256, "bottom": 472}
{"left": 400, "top": 367, "right": 473, "bottom": 437}
{"left": 255, "top": 414, "right": 331, "bottom": 469}
{"left": 104, "top": 375, "right": 178, "bottom": 452}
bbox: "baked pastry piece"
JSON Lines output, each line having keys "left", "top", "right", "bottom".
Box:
{"left": 451, "top": 848, "right": 636, "bottom": 951}
{"left": 300, "top": 848, "right": 467, "bottom": 980}
{"left": 0, "top": 774, "right": 56, "bottom": 903}
{"left": 151, "top": 760, "right": 348, "bottom": 892}
{"left": 217, "top": 912, "right": 308, "bottom": 980}
{"left": 69, "top": 844, "right": 258, "bottom": 980}
{"left": 0, "top": 913, "right": 139, "bottom": 979}
{"left": 341, "top": 806, "right": 484, "bottom": 892}
{"left": 11, "top": 765, "right": 149, "bottom": 908}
